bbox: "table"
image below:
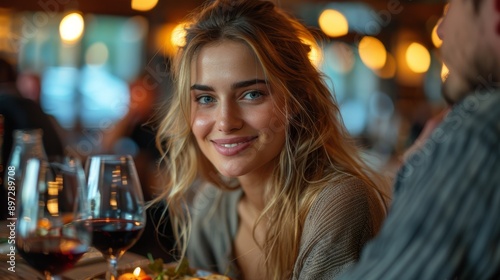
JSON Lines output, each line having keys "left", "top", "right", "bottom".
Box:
{"left": 0, "top": 246, "right": 147, "bottom": 280}
{"left": 0, "top": 220, "right": 147, "bottom": 280}
{"left": 64, "top": 249, "right": 148, "bottom": 280}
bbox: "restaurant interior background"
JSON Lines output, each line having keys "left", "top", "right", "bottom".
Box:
{"left": 0, "top": 0, "right": 447, "bottom": 176}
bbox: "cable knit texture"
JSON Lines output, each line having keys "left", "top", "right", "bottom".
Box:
{"left": 187, "top": 176, "right": 386, "bottom": 279}
{"left": 292, "top": 177, "right": 385, "bottom": 279}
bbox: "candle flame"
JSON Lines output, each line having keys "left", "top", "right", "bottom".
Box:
{"left": 133, "top": 267, "right": 142, "bottom": 277}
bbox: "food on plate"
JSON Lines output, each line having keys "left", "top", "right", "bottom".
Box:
{"left": 145, "top": 255, "right": 231, "bottom": 280}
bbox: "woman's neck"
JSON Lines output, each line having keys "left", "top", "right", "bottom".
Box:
{"left": 237, "top": 156, "right": 278, "bottom": 212}
{"left": 239, "top": 176, "right": 267, "bottom": 212}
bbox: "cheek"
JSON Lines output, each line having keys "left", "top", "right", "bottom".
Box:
{"left": 191, "top": 112, "right": 213, "bottom": 141}
{"left": 255, "top": 110, "right": 287, "bottom": 144}
{"left": 441, "top": 27, "right": 476, "bottom": 72}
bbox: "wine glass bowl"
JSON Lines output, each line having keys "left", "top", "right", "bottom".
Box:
{"left": 15, "top": 156, "right": 92, "bottom": 279}
{"left": 85, "top": 155, "right": 146, "bottom": 280}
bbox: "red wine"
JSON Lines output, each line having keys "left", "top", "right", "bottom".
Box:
{"left": 17, "top": 237, "right": 87, "bottom": 274}
{"left": 91, "top": 218, "right": 144, "bottom": 258}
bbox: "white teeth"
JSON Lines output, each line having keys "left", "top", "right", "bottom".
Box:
{"left": 221, "top": 143, "right": 239, "bottom": 148}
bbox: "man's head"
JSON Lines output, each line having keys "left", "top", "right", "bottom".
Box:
{"left": 437, "top": 0, "right": 500, "bottom": 104}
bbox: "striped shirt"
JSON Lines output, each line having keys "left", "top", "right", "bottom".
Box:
{"left": 338, "top": 90, "right": 500, "bottom": 280}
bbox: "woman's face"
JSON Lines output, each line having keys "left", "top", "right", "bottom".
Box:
{"left": 190, "top": 40, "right": 286, "bottom": 179}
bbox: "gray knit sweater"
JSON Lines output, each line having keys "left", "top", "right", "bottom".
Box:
{"left": 187, "top": 177, "right": 386, "bottom": 279}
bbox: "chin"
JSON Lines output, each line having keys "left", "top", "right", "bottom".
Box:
{"left": 217, "top": 162, "right": 247, "bottom": 178}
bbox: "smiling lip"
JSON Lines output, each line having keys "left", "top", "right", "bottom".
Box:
{"left": 211, "top": 136, "right": 257, "bottom": 156}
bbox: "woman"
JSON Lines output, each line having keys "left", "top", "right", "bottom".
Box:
{"left": 153, "top": 0, "right": 388, "bottom": 279}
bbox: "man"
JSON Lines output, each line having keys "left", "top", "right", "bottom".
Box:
{"left": 338, "top": 0, "right": 500, "bottom": 279}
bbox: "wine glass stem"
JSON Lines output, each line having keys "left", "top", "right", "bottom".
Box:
{"left": 107, "top": 258, "right": 118, "bottom": 280}
{"left": 44, "top": 271, "right": 61, "bottom": 280}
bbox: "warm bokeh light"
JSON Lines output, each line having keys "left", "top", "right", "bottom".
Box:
{"left": 376, "top": 52, "right": 396, "bottom": 79}
{"left": 131, "top": 0, "right": 159, "bottom": 11}
{"left": 170, "top": 23, "right": 187, "bottom": 48}
{"left": 154, "top": 24, "right": 171, "bottom": 55}
{"left": 431, "top": 21, "right": 442, "bottom": 48}
{"left": 318, "top": 9, "right": 349, "bottom": 37}
{"left": 358, "top": 36, "right": 387, "bottom": 70}
{"left": 85, "top": 42, "right": 109, "bottom": 66}
{"left": 0, "top": 14, "right": 9, "bottom": 39}
{"left": 441, "top": 63, "right": 449, "bottom": 82}
{"left": 154, "top": 22, "right": 188, "bottom": 57}
{"left": 301, "top": 37, "right": 323, "bottom": 67}
{"left": 405, "top": 42, "right": 431, "bottom": 73}
{"left": 59, "top": 13, "right": 84, "bottom": 44}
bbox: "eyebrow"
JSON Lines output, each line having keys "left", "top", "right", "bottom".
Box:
{"left": 190, "top": 79, "right": 268, "bottom": 91}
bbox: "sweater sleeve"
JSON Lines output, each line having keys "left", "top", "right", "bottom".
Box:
{"left": 293, "top": 177, "right": 386, "bottom": 280}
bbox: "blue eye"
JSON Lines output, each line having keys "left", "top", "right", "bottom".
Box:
{"left": 196, "top": 95, "right": 216, "bottom": 104}
{"left": 243, "top": 90, "right": 263, "bottom": 100}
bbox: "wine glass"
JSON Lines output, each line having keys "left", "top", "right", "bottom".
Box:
{"left": 85, "top": 155, "right": 146, "bottom": 280}
{"left": 16, "top": 156, "right": 92, "bottom": 280}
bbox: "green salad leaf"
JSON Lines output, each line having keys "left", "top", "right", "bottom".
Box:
{"left": 147, "top": 254, "right": 195, "bottom": 279}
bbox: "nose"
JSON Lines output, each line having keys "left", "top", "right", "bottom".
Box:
{"left": 216, "top": 102, "right": 243, "bottom": 133}
{"left": 436, "top": 3, "right": 450, "bottom": 41}
{"left": 436, "top": 17, "right": 445, "bottom": 40}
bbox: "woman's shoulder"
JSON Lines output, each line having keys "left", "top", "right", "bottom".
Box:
{"left": 295, "top": 176, "right": 386, "bottom": 279}
{"left": 316, "top": 176, "right": 374, "bottom": 205}
{"left": 306, "top": 175, "right": 386, "bottom": 228}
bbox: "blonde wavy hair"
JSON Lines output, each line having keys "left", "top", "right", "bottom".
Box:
{"left": 153, "top": 0, "right": 389, "bottom": 278}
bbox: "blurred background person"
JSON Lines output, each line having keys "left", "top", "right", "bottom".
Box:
{"left": 99, "top": 70, "right": 176, "bottom": 261}
{"left": 0, "top": 56, "right": 65, "bottom": 220}
{"left": 101, "top": 72, "right": 162, "bottom": 200}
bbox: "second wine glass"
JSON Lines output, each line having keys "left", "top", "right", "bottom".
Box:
{"left": 16, "top": 156, "right": 92, "bottom": 280}
{"left": 85, "top": 155, "right": 146, "bottom": 280}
